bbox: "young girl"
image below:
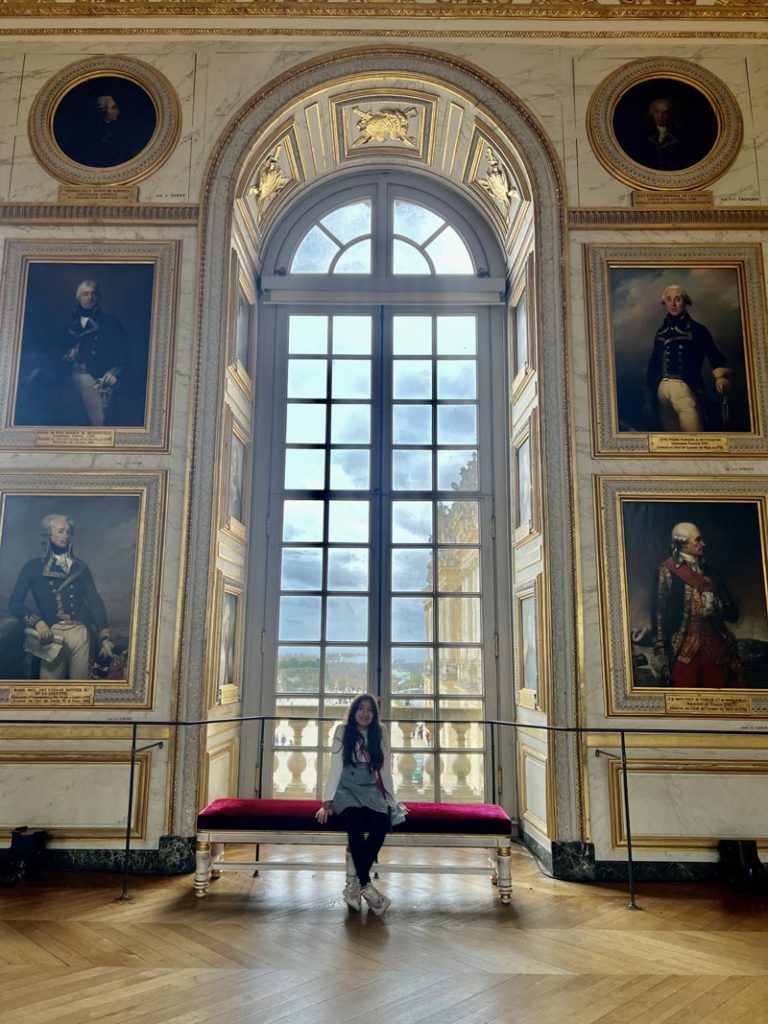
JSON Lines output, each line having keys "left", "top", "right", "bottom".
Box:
{"left": 315, "top": 694, "right": 396, "bottom": 915}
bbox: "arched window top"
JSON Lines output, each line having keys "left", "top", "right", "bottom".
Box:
{"left": 288, "top": 193, "right": 475, "bottom": 277}
{"left": 266, "top": 174, "right": 504, "bottom": 289}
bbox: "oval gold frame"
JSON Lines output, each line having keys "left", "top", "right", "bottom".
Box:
{"left": 586, "top": 58, "right": 743, "bottom": 192}
{"left": 28, "top": 56, "right": 181, "bottom": 187}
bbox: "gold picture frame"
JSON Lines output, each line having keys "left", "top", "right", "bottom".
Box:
{"left": 28, "top": 56, "right": 181, "bottom": 187}
{"left": 509, "top": 253, "right": 536, "bottom": 403}
{"left": 207, "top": 572, "right": 244, "bottom": 708}
{"left": 514, "top": 575, "right": 545, "bottom": 712}
{"left": 586, "top": 58, "right": 743, "bottom": 193}
{"left": 512, "top": 409, "right": 540, "bottom": 545}
{"left": 219, "top": 407, "right": 250, "bottom": 543}
{"left": 595, "top": 474, "right": 768, "bottom": 718}
{"left": 585, "top": 244, "right": 767, "bottom": 457}
{"left": 0, "top": 239, "right": 179, "bottom": 452}
{"left": 0, "top": 470, "right": 166, "bottom": 709}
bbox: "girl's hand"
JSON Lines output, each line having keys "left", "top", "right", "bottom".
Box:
{"left": 315, "top": 801, "right": 333, "bottom": 824}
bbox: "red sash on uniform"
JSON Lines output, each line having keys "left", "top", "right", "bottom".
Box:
{"left": 663, "top": 557, "right": 713, "bottom": 593}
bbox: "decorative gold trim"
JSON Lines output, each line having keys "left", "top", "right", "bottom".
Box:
{"left": 0, "top": 750, "right": 151, "bottom": 842}
{"left": 606, "top": 756, "right": 768, "bottom": 851}
{"left": 28, "top": 56, "right": 181, "bottom": 188}
{"left": 463, "top": 123, "right": 528, "bottom": 246}
{"left": 219, "top": 409, "right": 251, "bottom": 542}
{"left": 4, "top": 2, "right": 768, "bottom": 20}
{"left": 586, "top": 58, "right": 743, "bottom": 193}
{"left": 587, "top": 731, "right": 768, "bottom": 749}
{"left": 330, "top": 88, "right": 437, "bottom": 166}
{"left": 569, "top": 208, "right": 768, "bottom": 230}
{"left": 0, "top": 203, "right": 199, "bottom": 225}
{"left": 517, "top": 740, "right": 553, "bottom": 839}
{"left": 509, "top": 252, "right": 536, "bottom": 402}
{"left": 0, "top": 726, "right": 169, "bottom": 740}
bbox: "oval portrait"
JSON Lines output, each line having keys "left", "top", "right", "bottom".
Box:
{"left": 612, "top": 78, "right": 718, "bottom": 174}
{"left": 587, "top": 59, "right": 743, "bottom": 192}
{"left": 52, "top": 75, "right": 158, "bottom": 170}
{"left": 29, "top": 57, "right": 180, "bottom": 186}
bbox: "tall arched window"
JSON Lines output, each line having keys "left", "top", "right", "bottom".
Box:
{"left": 247, "top": 174, "right": 510, "bottom": 803}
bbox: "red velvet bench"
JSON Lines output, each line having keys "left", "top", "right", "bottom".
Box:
{"left": 195, "top": 798, "right": 514, "bottom": 904}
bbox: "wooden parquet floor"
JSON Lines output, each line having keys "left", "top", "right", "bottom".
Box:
{"left": 1, "top": 844, "right": 767, "bottom": 1024}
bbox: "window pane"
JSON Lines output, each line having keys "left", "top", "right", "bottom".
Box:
{"left": 284, "top": 448, "right": 325, "bottom": 490}
{"left": 281, "top": 548, "right": 323, "bottom": 591}
{"left": 333, "top": 316, "right": 372, "bottom": 355}
{"left": 438, "top": 597, "right": 481, "bottom": 643}
{"left": 437, "top": 405, "right": 477, "bottom": 445}
{"left": 288, "top": 359, "right": 327, "bottom": 399}
{"left": 393, "top": 316, "right": 432, "bottom": 355}
{"left": 329, "top": 500, "right": 369, "bottom": 543}
{"left": 437, "top": 450, "right": 478, "bottom": 491}
{"left": 325, "top": 647, "right": 368, "bottom": 692}
{"left": 393, "top": 199, "right": 444, "bottom": 244}
{"left": 275, "top": 700, "right": 319, "bottom": 748}
{"left": 437, "top": 317, "right": 476, "bottom": 355}
{"left": 392, "top": 597, "right": 434, "bottom": 643}
{"left": 439, "top": 701, "right": 484, "bottom": 749}
{"left": 437, "top": 361, "right": 476, "bottom": 400}
{"left": 438, "top": 753, "right": 484, "bottom": 802}
{"left": 437, "top": 500, "right": 479, "bottom": 544}
{"left": 277, "top": 646, "right": 321, "bottom": 693}
{"left": 392, "top": 548, "right": 432, "bottom": 592}
{"left": 439, "top": 647, "right": 483, "bottom": 695}
{"left": 393, "top": 360, "right": 431, "bottom": 399}
{"left": 437, "top": 549, "right": 480, "bottom": 593}
{"left": 331, "top": 404, "right": 370, "bottom": 444}
{"left": 326, "top": 596, "right": 368, "bottom": 641}
{"left": 330, "top": 449, "right": 370, "bottom": 489}
{"left": 332, "top": 360, "right": 371, "bottom": 399}
{"left": 286, "top": 404, "right": 326, "bottom": 444}
{"left": 392, "top": 501, "right": 433, "bottom": 543}
{"left": 333, "top": 239, "right": 371, "bottom": 274}
{"left": 391, "top": 647, "right": 434, "bottom": 695}
{"left": 279, "top": 596, "right": 321, "bottom": 641}
{"left": 291, "top": 225, "right": 338, "bottom": 273}
{"left": 390, "top": 703, "right": 434, "bottom": 748}
{"left": 273, "top": 749, "right": 318, "bottom": 797}
{"left": 320, "top": 200, "right": 371, "bottom": 243}
{"left": 289, "top": 316, "right": 327, "bottom": 354}
{"left": 327, "top": 548, "right": 369, "bottom": 591}
{"left": 393, "top": 404, "right": 432, "bottom": 444}
{"left": 393, "top": 449, "right": 432, "bottom": 490}
{"left": 283, "top": 500, "right": 324, "bottom": 542}
{"left": 393, "top": 239, "right": 431, "bottom": 275}
{"left": 426, "top": 225, "right": 474, "bottom": 275}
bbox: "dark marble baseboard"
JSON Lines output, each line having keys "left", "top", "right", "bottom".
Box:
{"left": 519, "top": 829, "right": 722, "bottom": 883}
{"left": 43, "top": 835, "right": 195, "bottom": 875}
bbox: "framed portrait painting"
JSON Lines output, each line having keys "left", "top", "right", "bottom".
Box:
{"left": 0, "top": 240, "right": 178, "bottom": 451}
{"left": 586, "top": 244, "right": 767, "bottom": 457}
{"left": 513, "top": 411, "right": 540, "bottom": 544}
{"left": 509, "top": 253, "right": 536, "bottom": 401}
{"left": 514, "top": 577, "right": 544, "bottom": 711}
{"left": 595, "top": 475, "right": 768, "bottom": 718}
{"left": 0, "top": 471, "right": 165, "bottom": 709}
{"left": 28, "top": 56, "right": 180, "bottom": 186}
{"left": 208, "top": 573, "right": 244, "bottom": 707}
{"left": 586, "top": 58, "right": 743, "bottom": 192}
{"left": 220, "top": 409, "right": 250, "bottom": 542}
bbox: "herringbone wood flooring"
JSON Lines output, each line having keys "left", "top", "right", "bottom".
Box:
{"left": 1, "top": 844, "right": 767, "bottom": 1024}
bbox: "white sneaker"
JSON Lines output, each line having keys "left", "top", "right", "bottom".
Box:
{"left": 343, "top": 879, "right": 361, "bottom": 912}
{"left": 361, "top": 882, "right": 390, "bottom": 917}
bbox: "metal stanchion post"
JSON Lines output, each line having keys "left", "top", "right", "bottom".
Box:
{"left": 490, "top": 722, "right": 497, "bottom": 805}
{"left": 117, "top": 722, "right": 138, "bottom": 903}
{"left": 620, "top": 730, "right": 640, "bottom": 911}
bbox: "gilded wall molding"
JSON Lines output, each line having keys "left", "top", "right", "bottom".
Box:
{"left": 0, "top": 203, "right": 199, "bottom": 225}
{"left": 2, "top": 0, "right": 768, "bottom": 19}
{"left": 569, "top": 207, "right": 768, "bottom": 230}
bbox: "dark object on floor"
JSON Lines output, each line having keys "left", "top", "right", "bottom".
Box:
{"left": 718, "top": 839, "right": 768, "bottom": 894}
{"left": 2, "top": 826, "right": 49, "bottom": 884}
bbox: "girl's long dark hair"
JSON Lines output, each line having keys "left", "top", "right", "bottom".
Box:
{"left": 342, "top": 693, "right": 384, "bottom": 770}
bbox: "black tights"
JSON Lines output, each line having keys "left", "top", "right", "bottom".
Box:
{"left": 337, "top": 807, "right": 389, "bottom": 886}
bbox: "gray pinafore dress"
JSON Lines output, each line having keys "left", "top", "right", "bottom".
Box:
{"left": 331, "top": 735, "right": 390, "bottom": 820}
